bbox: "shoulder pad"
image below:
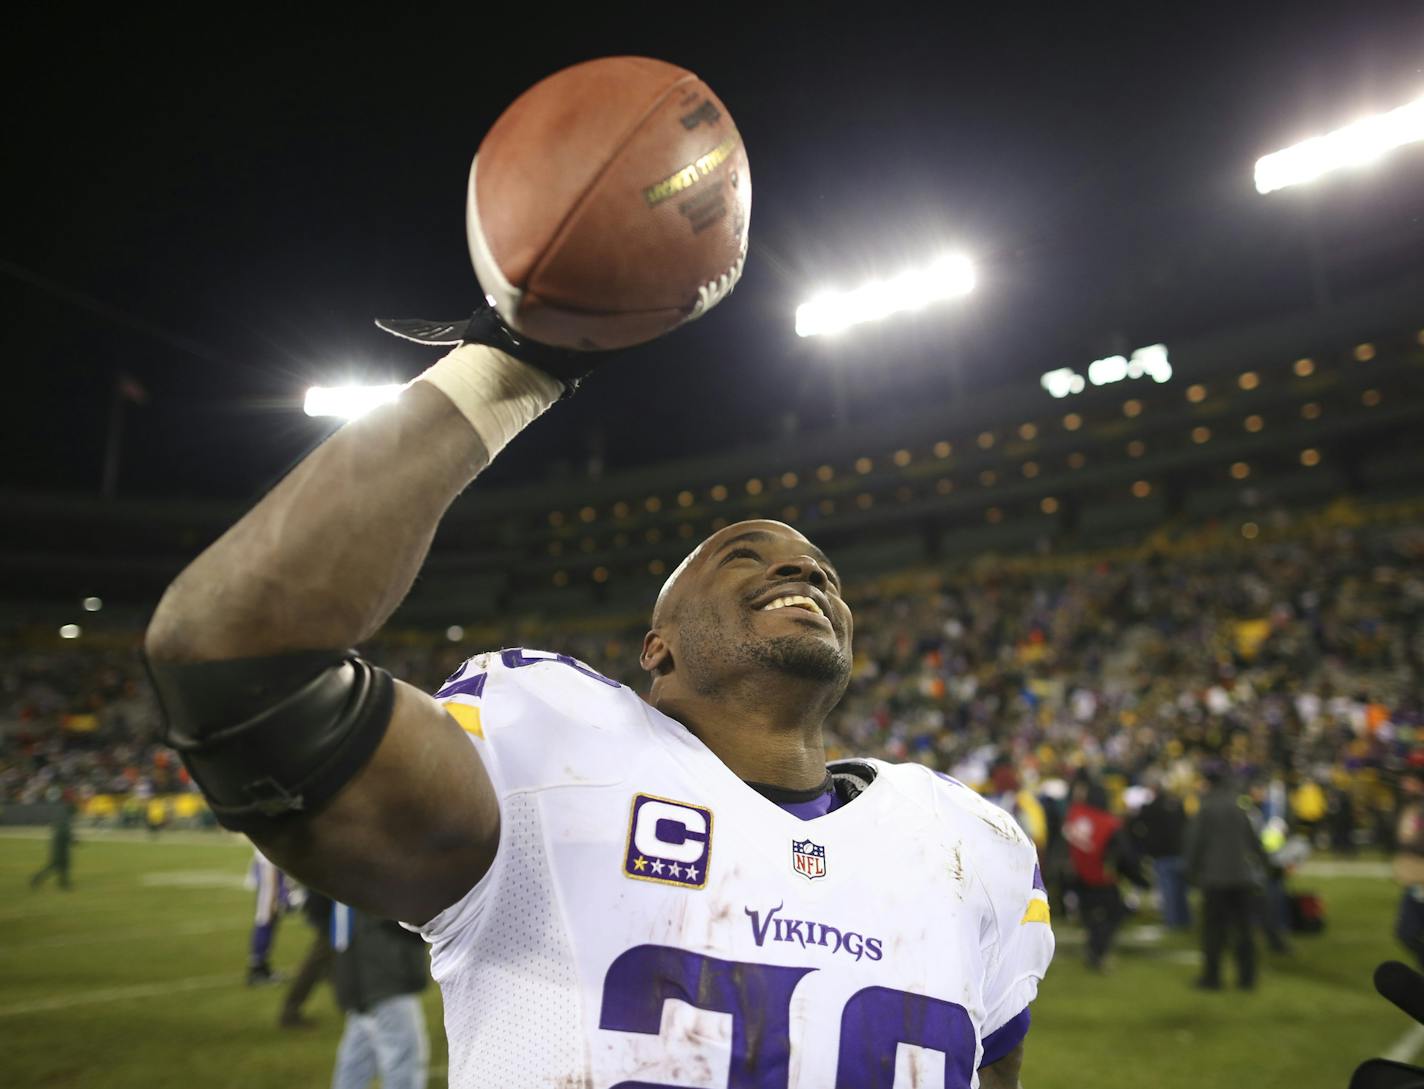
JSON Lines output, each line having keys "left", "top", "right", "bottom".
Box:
{"left": 432, "top": 647, "right": 642, "bottom": 793}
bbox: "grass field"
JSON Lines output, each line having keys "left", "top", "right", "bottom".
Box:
{"left": 0, "top": 830, "right": 1409, "bottom": 1088}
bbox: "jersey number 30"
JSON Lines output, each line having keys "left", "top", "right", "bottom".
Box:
{"left": 600, "top": 944, "right": 976, "bottom": 1088}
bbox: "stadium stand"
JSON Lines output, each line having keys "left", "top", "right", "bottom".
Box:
{"left": 3, "top": 496, "right": 1419, "bottom": 855}
{"left": 2, "top": 292, "right": 1421, "bottom": 849}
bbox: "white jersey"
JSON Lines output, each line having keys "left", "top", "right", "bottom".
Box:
{"left": 416, "top": 648, "right": 1054, "bottom": 1089}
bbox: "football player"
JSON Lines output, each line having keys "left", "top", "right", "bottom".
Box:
{"left": 145, "top": 306, "right": 1054, "bottom": 1088}
{"left": 245, "top": 847, "right": 290, "bottom": 985}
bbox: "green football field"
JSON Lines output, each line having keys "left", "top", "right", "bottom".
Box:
{"left": 0, "top": 830, "right": 1409, "bottom": 1088}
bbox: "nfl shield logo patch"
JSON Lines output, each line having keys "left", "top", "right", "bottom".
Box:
{"left": 791, "top": 838, "right": 826, "bottom": 881}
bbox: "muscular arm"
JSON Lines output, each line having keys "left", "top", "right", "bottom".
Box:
{"left": 145, "top": 378, "right": 511, "bottom": 922}
{"left": 979, "top": 1042, "right": 1026, "bottom": 1089}
{"left": 147, "top": 380, "right": 487, "bottom": 657}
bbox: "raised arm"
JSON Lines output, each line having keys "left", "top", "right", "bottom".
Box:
{"left": 144, "top": 338, "right": 563, "bottom": 922}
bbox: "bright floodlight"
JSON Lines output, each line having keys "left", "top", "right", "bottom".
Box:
{"left": 795, "top": 254, "right": 976, "bottom": 338}
{"left": 82, "top": 596, "right": 102, "bottom": 612}
{"left": 59, "top": 624, "right": 81, "bottom": 639}
{"left": 303, "top": 384, "right": 405, "bottom": 421}
{"left": 1255, "top": 93, "right": 1424, "bottom": 194}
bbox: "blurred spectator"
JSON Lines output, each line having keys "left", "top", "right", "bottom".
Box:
{"left": 1291, "top": 779, "right": 1328, "bottom": 844}
{"left": 1249, "top": 785, "right": 1294, "bottom": 955}
{"left": 1186, "top": 767, "right": 1271, "bottom": 991}
{"left": 247, "top": 850, "right": 292, "bottom": 986}
{"left": 1131, "top": 772, "right": 1191, "bottom": 930}
{"left": 987, "top": 756, "right": 1048, "bottom": 854}
{"left": 1064, "top": 780, "right": 1145, "bottom": 971}
{"left": 28, "top": 795, "right": 76, "bottom": 890}
{"left": 329, "top": 903, "right": 430, "bottom": 1089}
{"left": 1393, "top": 766, "right": 1424, "bottom": 969}
{"left": 1327, "top": 779, "right": 1357, "bottom": 855}
{"left": 281, "top": 890, "right": 335, "bottom": 1029}
{"left": 145, "top": 795, "right": 167, "bottom": 836}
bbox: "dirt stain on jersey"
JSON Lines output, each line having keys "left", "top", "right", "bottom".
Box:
{"left": 709, "top": 897, "right": 737, "bottom": 926}
{"left": 948, "top": 841, "right": 967, "bottom": 899}
{"left": 660, "top": 896, "right": 691, "bottom": 945}
{"left": 977, "top": 810, "right": 1019, "bottom": 842}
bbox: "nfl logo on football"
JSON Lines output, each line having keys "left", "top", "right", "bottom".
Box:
{"left": 791, "top": 838, "right": 826, "bottom": 881}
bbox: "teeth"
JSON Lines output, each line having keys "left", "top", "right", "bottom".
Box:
{"left": 760, "top": 595, "right": 825, "bottom": 617}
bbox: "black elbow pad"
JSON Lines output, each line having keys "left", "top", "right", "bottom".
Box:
{"left": 144, "top": 649, "right": 396, "bottom": 835}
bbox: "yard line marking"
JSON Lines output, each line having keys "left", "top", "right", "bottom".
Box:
{"left": 0, "top": 918, "right": 246, "bottom": 953}
{"left": 0, "top": 828, "right": 248, "bottom": 847}
{"left": 0, "top": 867, "right": 249, "bottom": 922}
{"left": 142, "top": 870, "right": 247, "bottom": 889}
{"left": 1385, "top": 1023, "right": 1424, "bottom": 1064}
{"left": 1298, "top": 860, "right": 1390, "bottom": 879}
{"left": 1054, "top": 925, "right": 1165, "bottom": 947}
{"left": 0, "top": 973, "right": 235, "bottom": 1018}
{"left": 0, "top": 901, "right": 123, "bottom": 923}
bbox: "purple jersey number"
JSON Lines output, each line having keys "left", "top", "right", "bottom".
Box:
{"left": 599, "top": 944, "right": 976, "bottom": 1089}
{"left": 501, "top": 647, "right": 622, "bottom": 688}
{"left": 836, "top": 985, "right": 976, "bottom": 1088}
{"left": 601, "top": 946, "right": 812, "bottom": 1089}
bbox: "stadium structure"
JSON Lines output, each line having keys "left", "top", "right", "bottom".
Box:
{"left": 4, "top": 278, "right": 1419, "bottom": 636}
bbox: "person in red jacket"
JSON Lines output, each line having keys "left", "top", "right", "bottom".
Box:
{"left": 1064, "top": 779, "right": 1145, "bottom": 972}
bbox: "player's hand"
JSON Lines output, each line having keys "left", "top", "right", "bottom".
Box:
{"left": 376, "top": 301, "right": 606, "bottom": 394}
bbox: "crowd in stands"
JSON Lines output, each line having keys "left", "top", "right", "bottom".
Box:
{"left": 825, "top": 508, "right": 1424, "bottom": 852}
{"left": 3, "top": 502, "right": 1422, "bottom": 860}
{"left": 0, "top": 645, "right": 183, "bottom": 809}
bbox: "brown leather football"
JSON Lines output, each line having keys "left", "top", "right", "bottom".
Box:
{"left": 467, "top": 56, "right": 751, "bottom": 350}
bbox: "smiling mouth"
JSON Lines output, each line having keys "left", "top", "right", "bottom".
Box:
{"left": 759, "top": 594, "right": 826, "bottom": 619}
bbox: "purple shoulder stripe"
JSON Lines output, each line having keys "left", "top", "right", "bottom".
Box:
{"left": 435, "top": 672, "right": 487, "bottom": 701}
{"left": 980, "top": 1007, "right": 1031, "bottom": 1067}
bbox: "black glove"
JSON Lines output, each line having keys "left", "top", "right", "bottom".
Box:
{"left": 375, "top": 302, "right": 598, "bottom": 395}
{"left": 1351, "top": 962, "right": 1424, "bottom": 1088}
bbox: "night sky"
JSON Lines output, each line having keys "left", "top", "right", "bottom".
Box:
{"left": 4, "top": 3, "right": 1422, "bottom": 502}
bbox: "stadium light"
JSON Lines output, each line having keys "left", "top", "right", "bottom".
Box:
{"left": 1040, "top": 344, "right": 1172, "bottom": 399}
{"left": 795, "top": 254, "right": 975, "bottom": 338}
{"left": 1254, "top": 93, "right": 1424, "bottom": 194}
{"left": 303, "top": 383, "right": 405, "bottom": 420}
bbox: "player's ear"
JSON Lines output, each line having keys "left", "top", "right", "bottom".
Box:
{"left": 640, "top": 630, "right": 673, "bottom": 676}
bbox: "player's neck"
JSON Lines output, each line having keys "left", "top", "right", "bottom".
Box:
{"left": 656, "top": 682, "right": 832, "bottom": 791}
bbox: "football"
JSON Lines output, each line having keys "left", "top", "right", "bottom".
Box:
{"left": 467, "top": 56, "right": 751, "bottom": 350}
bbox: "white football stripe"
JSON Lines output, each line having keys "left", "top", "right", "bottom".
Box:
{"left": 466, "top": 154, "right": 525, "bottom": 324}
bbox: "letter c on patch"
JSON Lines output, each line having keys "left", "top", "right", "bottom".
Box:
{"left": 634, "top": 800, "right": 708, "bottom": 864}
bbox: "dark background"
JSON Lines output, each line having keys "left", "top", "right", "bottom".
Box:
{"left": 3, "top": 2, "right": 1422, "bottom": 501}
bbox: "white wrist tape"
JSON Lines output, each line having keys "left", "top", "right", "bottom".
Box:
{"left": 411, "top": 343, "right": 562, "bottom": 460}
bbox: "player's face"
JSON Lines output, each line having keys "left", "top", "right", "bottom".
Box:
{"left": 660, "top": 520, "right": 854, "bottom": 695}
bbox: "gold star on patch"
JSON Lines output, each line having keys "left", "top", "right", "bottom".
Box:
{"left": 632, "top": 856, "right": 648, "bottom": 872}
